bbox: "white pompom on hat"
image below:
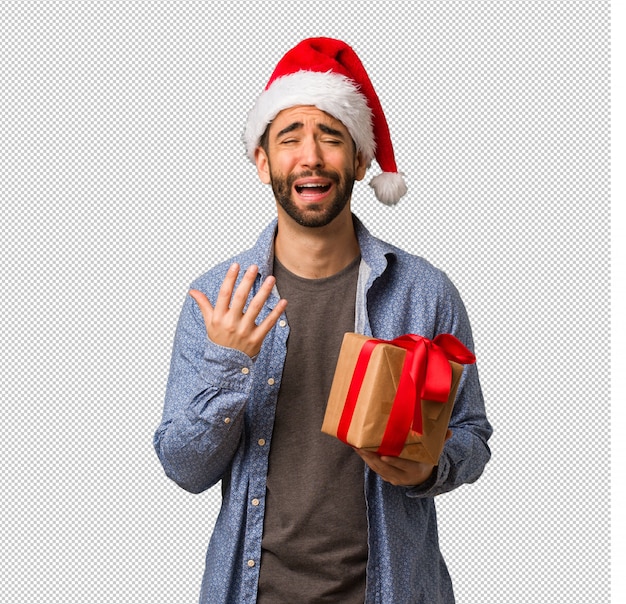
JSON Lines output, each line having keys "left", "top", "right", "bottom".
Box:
{"left": 244, "top": 37, "right": 407, "bottom": 205}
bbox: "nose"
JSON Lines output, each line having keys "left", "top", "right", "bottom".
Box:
{"left": 299, "top": 136, "right": 324, "bottom": 170}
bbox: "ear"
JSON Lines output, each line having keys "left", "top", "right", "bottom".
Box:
{"left": 254, "top": 147, "right": 272, "bottom": 184}
{"left": 354, "top": 150, "right": 368, "bottom": 182}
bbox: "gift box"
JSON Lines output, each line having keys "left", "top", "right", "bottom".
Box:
{"left": 321, "top": 332, "right": 474, "bottom": 465}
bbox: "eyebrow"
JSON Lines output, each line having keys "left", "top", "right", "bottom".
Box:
{"left": 275, "top": 122, "right": 346, "bottom": 139}
{"left": 318, "top": 123, "right": 345, "bottom": 138}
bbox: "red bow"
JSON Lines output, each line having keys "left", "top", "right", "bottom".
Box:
{"left": 336, "top": 334, "right": 476, "bottom": 457}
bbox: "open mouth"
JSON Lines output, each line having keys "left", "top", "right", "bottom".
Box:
{"left": 295, "top": 183, "right": 332, "bottom": 195}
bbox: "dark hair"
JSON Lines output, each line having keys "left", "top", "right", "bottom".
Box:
{"left": 259, "top": 124, "right": 271, "bottom": 154}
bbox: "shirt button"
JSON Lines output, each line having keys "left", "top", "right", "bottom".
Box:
{"left": 241, "top": 367, "right": 250, "bottom": 375}
{"left": 247, "top": 559, "right": 255, "bottom": 568}
{"left": 279, "top": 320, "right": 287, "bottom": 327}
{"left": 258, "top": 438, "right": 266, "bottom": 446}
{"left": 251, "top": 498, "right": 260, "bottom": 506}
{"left": 267, "top": 378, "right": 275, "bottom": 385}
{"left": 224, "top": 417, "right": 231, "bottom": 424}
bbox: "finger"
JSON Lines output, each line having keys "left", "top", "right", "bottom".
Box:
{"left": 354, "top": 450, "right": 396, "bottom": 482}
{"left": 188, "top": 289, "right": 215, "bottom": 337}
{"left": 353, "top": 448, "right": 383, "bottom": 469}
{"left": 244, "top": 275, "right": 279, "bottom": 322}
{"left": 189, "top": 289, "right": 214, "bottom": 321}
{"left": 378, "top": 455, "right": 408, "bottom": 470}
{"left": 214, "top": 263, "right": 240, "bottom": 314}
{"left": 229, "top": 265, "right": 259, "bottom": 314}
{"left": 255, "top": 297, "right": 288, "bottom": 337}
{"left": 358, "top": 449, "right": 406, "bottom": 475}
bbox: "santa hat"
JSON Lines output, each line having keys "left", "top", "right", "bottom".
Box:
{"left": 244, "top": 37, "right": 407, "bottom": 205}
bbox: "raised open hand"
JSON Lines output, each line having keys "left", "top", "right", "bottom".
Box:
{"left": 189, "top": 263, "right": 287, "bottom": 358}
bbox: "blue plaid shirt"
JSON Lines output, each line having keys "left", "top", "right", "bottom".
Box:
{"left": 154, "top": 216, "right": 492, "bottom": 603}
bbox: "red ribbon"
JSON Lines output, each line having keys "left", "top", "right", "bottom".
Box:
{"left": 336, "top": 333, "right": 476, "bottom": 457}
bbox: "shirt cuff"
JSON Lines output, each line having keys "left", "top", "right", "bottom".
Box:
{"left": 198, "top": 338, "right": 256, "bottom": 392}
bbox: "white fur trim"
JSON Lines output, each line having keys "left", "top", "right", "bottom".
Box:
{"left": 244, "top": 70, "right": 375, "bottom": 164}
{"left": 369, "top": 172, "right": 408, "bottom": 206}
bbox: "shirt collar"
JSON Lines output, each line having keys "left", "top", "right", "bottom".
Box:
{"left": 250, "top": 214, "right": 397, "bottom": 281}
{"left": 353, "top": 214, "right": 397, "bottom": 281}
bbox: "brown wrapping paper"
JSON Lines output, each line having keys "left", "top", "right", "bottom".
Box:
{"left": 321, "top": 333, "right": 464, "bottom": 464}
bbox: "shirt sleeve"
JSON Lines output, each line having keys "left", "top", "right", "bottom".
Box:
{"left": 153, "top": 292, "right": 255, "bottom": 494}
{"left": 406, "top": 273, "right": 493, "bottom": 498}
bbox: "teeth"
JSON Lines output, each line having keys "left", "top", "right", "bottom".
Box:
{"left": 296, "top": 182, "right": 330, "bottom": 195}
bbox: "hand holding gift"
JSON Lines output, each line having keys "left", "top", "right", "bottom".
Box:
{"left": 353, "top": 440, "right": 450, "bottom": 486}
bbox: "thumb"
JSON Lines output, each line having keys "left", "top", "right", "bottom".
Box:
{"left": 188, "top": 289, "right": 214, "bottom": 328}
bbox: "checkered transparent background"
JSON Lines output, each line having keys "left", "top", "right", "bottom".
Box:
{"left": 2, "top": 1, "right": 612, "bottom": 602}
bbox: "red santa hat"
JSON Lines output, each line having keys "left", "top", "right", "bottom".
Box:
{"left": 244, "top": 37, "right": 407, "bottom": 205}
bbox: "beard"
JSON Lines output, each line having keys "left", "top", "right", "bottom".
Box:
{"left": 269, "top": 167, "right": 356, "bottom": 228}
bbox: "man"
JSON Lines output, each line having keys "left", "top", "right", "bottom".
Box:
{"left": 154, "top": 37, "right": 492, "bottom": 603}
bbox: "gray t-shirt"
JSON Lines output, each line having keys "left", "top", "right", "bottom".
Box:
{"left": 257, "top": 256, "right": 368, "bottom": 603}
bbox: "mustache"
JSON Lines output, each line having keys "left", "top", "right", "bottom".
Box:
{"left": 286, "top": 170, "right": 341, "bottom": 186}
